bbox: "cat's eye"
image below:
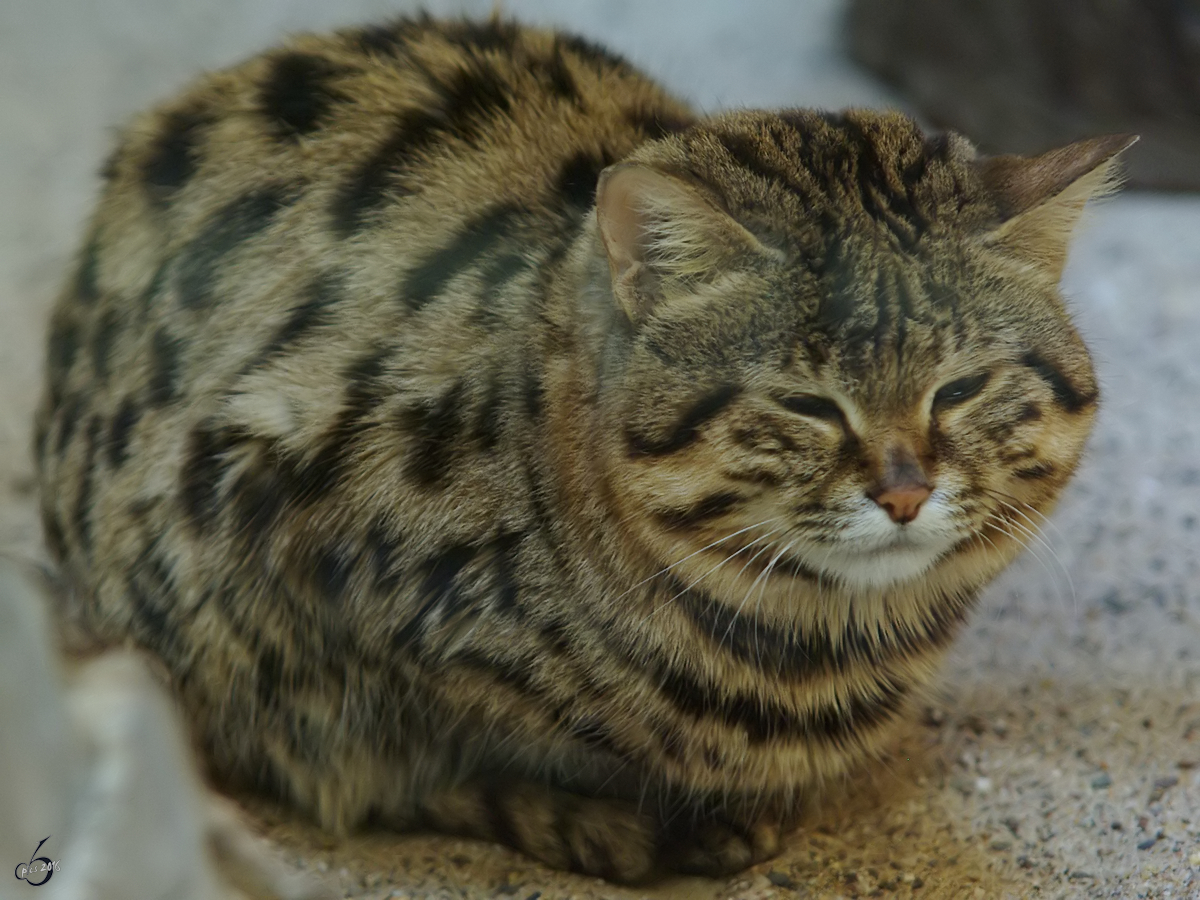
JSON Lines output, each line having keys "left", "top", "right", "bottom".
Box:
{"left": 933, "top": 372, "right": 990, "bottom": 409}
{"left": 778, "top": 393, "right": 845, "bottom": 422}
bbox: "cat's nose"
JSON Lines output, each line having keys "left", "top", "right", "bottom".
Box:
{"left": 871, "top": 484, "right": 932, "bottom": 524}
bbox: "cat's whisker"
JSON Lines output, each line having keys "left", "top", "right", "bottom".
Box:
{"left": 618, "top": 518, "right": 782, "bottom": 604}
{"left": 983, "top": 508, "right": 1077, "bottom": 611}
{"left": 722, "top": 540, "right": 792, "bottom": 655}
{"left": 636, "top": 527, "right": 783, "bottom": 630}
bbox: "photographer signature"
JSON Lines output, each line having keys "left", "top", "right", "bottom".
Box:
{"left": 13, "top": 837, "right": 60, "bottom": 887}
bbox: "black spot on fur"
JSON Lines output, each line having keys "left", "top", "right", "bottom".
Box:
{"left": 108, "top": 397, "right": 141, "bottom": 468}
{"left": 1017, "top": 402, "right": 1043, "bottom": 422}
{"left": 716, "top": 131, "right": 789, "bottom": 186}
{"left": 41, "top": 508, "right": 67, "bottom": 561}
{"left": 555, "top": 151, "right": 609, "bottom": 210}
{"left": 625, "top": 106, "right": 693, "bottom": 140}
{"left": 477, "top": 252, "right": 528, "bottom": 324}
{"left": 54, "top": 395, "right": 85, "bottom": 455}
{"left": 400, "top": 205, "right": 522, "bottom": 309}
{"left": 535, "top": 46, "right": 579, "bottom": 101}
{"left": 74, "top": 417, "right": 101, "bottom": 554}
{"left": 47, "top": 319, "right": 80, "bottom": 388}
{"left": 230, "top": 456, "right": 290, "bottom": 537}
{"left": 674, "top": 577, "right": 972, "bottom": 682}
{"left": 655, "top": 492, "right": 744, "bottom": 529}
{"left": 366, "top": 522, "right": 404, "bottom": 594}
{"left": 313, "top": 547, "right": 354, "bottom": 602}
{"left": 329, "top": 108, "right": 441, "bottom": 235}
{"left": 400, "top": 380, "right": 463, "bottom": 486}
{"left": 1022, "top": 351, "right": 1096, "bottom": 413}
{"left": 177, "top": 188, "right": 299, "bottom": 308}
{"left": 522, "top": 360, "right": 543, "bottom": 421}
{"left": 1014, "top": 461, "right": 1056, "bottom": 480}
{"left": 260, "top": 52, "right": 346, "bottom": 138}
{"left": 558, "top": 34, "right": 634, "bottom": 74}
{"left": 250, "top": 271, "right": 341, "bottom": 367}
{"left": 391, "top": 542, "right": 476, "bottom": 649}
{"left": 490, "top": 534, "right": 522, "bottom": 611}
{"left": 126, "top": 546, "right": 187, "bottom": 661}
{"left": 472, "top": 373, "right": 504, "bottom": 450}
{"left": 148, "top": 328, "right": 183, "bottom": 406}
{"left": 295, "top": 348, "right": 390, "bottom": 487}
{"left": 330, "top": 62, "right": 512, "bottom": 236}
{"left": 255, "top": 643, "right": 284, "bottom": 709}
{"left": 649, "top": 648, "right": 908, "bottom": 745}
{"left": 75, "top": 237, "right": 101, "bottom": 304}
{"left": 91, "top": 310, "right": 119, "bottom": 383}
{"left": 347, "top": 16, "right": 425, "bottom": 56}
{"left": 180, "top": 425, "right": 240, "bottom": 530}
{"left": 626, "top": 384, "right": 741, "bottom": 457}
{"left": 142, "top": 107, "right": 212, "bottom": 197}
{"left": 439, "top": 17, "right": 521, "bottom": 53}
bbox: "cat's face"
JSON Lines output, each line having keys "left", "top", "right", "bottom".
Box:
{"left": 591, "top": 111, "right": 1121, "bottom": 595}
{"left": 607, "top": 244, "right": 1097, "bottom": 594}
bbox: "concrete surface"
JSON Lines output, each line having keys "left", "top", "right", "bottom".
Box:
{"left": 1, "top": 1, "right": 1197, "bottom": 898}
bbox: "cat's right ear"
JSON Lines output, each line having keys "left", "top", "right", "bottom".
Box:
{"left": 975, "top": 133, "right": 1138, "bottom": 282}
{"left": 595, "top": 164, "right": 773, "bottom": 323}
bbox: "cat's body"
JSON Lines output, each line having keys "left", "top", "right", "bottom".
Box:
{"left": 36, "top": 16, "right": 1128, "bottom": 881}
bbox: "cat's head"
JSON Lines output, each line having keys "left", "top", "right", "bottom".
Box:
{"left": 587, "top": 110, "right": 1133, "bottom": 595}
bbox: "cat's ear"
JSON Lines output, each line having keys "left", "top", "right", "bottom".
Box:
{"left": 595, "top": 164, "right": 776, "bottom": 322}
{"left": 975, "top": 133, "right": 1138, "bottom": 281}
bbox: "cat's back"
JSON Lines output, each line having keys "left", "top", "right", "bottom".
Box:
{"left": 36, "top": 16, "right": 692, "bottom": 585}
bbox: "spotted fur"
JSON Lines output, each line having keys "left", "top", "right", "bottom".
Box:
{"left": 35, "top": 15, "right": 1130, "bottom": 882}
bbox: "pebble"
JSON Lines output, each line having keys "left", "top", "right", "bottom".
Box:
{"left": 1091, "top": 772, "right": 1113, "bottom": 789}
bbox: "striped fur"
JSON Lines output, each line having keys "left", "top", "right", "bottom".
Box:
{"left": 35, "top": 15, "right": 1126, "bottom": 882}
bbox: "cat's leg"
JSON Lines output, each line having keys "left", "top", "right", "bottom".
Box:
{"left": 417, "top": 780, "right": 782, "bottom": 882}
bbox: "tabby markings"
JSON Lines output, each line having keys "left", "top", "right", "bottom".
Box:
{"left": 107, "top": 397, "right": 141, "bottom": 468}
{"left": 148, "top": 328, "right": 183, "bottom": 406}
{"left": 654, "top": 492, "right": 744, "bottom": 529}
{"left": 626, "top": 384, "right": 741, "bottom": 457}
{"left": 46, "top": 319, "right": 80, "bottom": 397}
{"left": 246, "top": 271, "right": 342, "bottom": 370}
{"left": 331, "top": 60, "right": 513, "bottom": 236}
{"left": 260, "top": 52, "right": 347, "bottom": 138}
{"left": 1022, "top": 351, "right": 1096, "bottom": 413}
{"left": 670, "top": 577, "right": 971, "bottom": 681}
{"left": 401, "top": 205, "right": 523, "bottom": 310}
{"left": 73, "top": 416, "right": 102, "bottom": 554}
{"left": 75, "top": 236, "right": 102, "bottom": 304}
{"left": 399, "top": 380, "right": 463, "bottom": 486}
{"left": 142, "top": 107, "right": 213, "bottom": 198}
{"left": 90, "top": 310, "right": 119, "bottom": 383}
{"left": 176, "top": 188, "right": 300, "bottom": 308}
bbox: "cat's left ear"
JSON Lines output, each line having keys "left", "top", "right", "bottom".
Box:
{"left": 975, "top": 133, "right": 1138, "bottom": 281}
{"left": 596, "top": 164, "right": 779, "bottom": 323}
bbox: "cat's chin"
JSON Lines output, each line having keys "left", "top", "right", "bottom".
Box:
{"left": 806, "top": 538, "right": 958, "bottom": 592}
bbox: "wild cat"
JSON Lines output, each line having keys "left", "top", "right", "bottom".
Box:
{"left": 36, "top": 15, "right": 1131, "bottom": 881}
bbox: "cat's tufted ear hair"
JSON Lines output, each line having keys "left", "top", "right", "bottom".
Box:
{"left": 975, "top": 133, "right": 1138, "bottom": 282}
{"left": 596, "top": 164, "right": 779, "bottom": 323}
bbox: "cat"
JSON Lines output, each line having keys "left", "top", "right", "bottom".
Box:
{"left": 34, "top": 14, "right": 1132, "bottom": 882}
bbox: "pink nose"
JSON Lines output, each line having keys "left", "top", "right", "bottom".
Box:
{"left": 872, "top": 485, "right": 931, "bottom": 524}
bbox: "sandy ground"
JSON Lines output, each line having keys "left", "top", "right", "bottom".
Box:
{"left": 1, "top": 2, "right": 1198, "bottom": 898}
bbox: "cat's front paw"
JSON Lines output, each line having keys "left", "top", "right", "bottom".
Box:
{"left": 663, "top": 816, "right": 783, "bottom": 877}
